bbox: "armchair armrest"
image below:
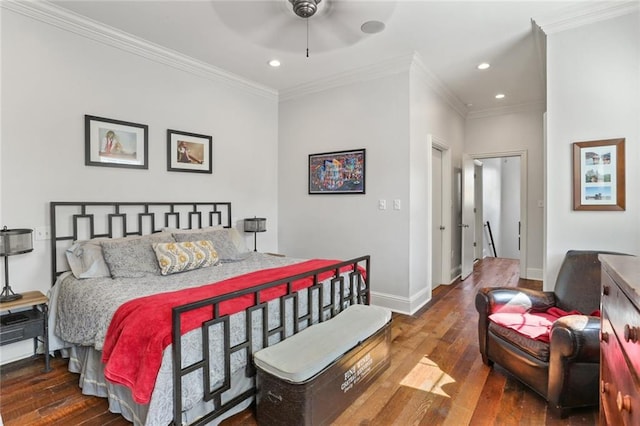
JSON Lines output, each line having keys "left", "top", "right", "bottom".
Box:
{"left": 475, "top": 287, "right": 556, "bottom": 316}
{"left": 549, "top": 315, "right": 600, "bottom": 363}
{"left": 548, "top": 315, "right": 601, "bottom": 413}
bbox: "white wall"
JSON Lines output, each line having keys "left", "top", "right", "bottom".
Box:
{"left": 0, "top": 9, "right": 279, "bottom": 363}
{"left": 410, "top": 61, "right": 465, "bottom": 292}
{"left": 279, "top": 72, "right": 412, "bottom": 309}
{"left": 545, "top": 11, "right": 640, "bottom": 288}
{"left": 465, "top": 109, "right": 544, "bottom": 278}
{"left": 279, "top": 57, "right": 464, "bottom": 314}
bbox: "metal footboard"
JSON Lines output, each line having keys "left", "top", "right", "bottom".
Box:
{"left": 170, "top": 255, "right": 371, "bottom": 425}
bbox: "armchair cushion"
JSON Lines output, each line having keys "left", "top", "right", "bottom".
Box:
{"left": 489, "top": 307, "right": 596, "bottom": 343}
{"left": 489, "top": 322, "right": 550, "bottom": 361}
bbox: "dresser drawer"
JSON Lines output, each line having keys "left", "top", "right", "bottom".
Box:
{"left": 600, "top": 312, "right": 640, "bottom": 426}
{"left": 602, "top": 269, "right": 640, "bottom": 375}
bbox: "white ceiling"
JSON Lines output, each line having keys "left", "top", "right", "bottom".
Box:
{"left": 48, "top": 1, "right": 620, "bottom": 114}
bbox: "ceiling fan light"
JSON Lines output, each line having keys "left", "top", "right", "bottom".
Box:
{"left": 290, "top": 0, "right": 321, "bottom": 18}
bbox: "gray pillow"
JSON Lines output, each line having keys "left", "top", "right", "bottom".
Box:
{"left": 101, "top": 233, "right": 176, "bottom": 278}
{"left": 174, "top": 229, "right": 248, "bottom": 262}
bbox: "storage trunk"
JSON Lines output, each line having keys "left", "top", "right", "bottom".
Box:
{"left": 256, "top": 322, "right": 391, "bottom": 426}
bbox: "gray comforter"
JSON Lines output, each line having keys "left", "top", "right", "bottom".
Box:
{"left": 54, "top": 252, "right": 305, "bottom": 349}
{"left": 50, "top": 252, "right": 324, "bottom": 425}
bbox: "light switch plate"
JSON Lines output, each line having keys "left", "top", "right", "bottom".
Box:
{"left": 35, "top": 226, "right": 51, "bottom": 240}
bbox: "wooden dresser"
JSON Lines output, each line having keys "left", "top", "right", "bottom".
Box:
{"left": 599, "top": 254, "right": 640, "bottom": 425}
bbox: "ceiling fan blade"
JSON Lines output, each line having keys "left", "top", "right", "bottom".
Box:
{"left": 312, "top": 0, "right": 397, "bottom": 49}
{"left": 211, "top": 0, "right": 397, "bottom": 54}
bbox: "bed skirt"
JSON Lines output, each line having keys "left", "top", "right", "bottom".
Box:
{"left": 66, "top": 345, "right": 254, "bottom": 425}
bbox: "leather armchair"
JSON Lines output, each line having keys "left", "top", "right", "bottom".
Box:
{"left": 475, "top": 250, "right": 620, "bottom": 417}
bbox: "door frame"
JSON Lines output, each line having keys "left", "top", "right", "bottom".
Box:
{"left": 469, "top": 150, "right": 528, "bottom": 279}
{"left": 428, "top": 135, "right": 452, "bottom": 286}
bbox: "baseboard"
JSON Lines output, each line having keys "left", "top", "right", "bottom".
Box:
{"left": 526, "top": 268, "right": 543, "bottom": 281}
{"left": 370, "top": 288, "right": 432, "bottom": 316}
{"left": 450, "top": 265, "right": 461, "bottom": 282}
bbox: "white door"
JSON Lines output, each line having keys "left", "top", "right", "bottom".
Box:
{"left": 460, "top": 154, "right": 475, "bottom": 280}
{"left": 432, "top": 147, "right": 443, "bottom": 288}
{"left": 474, "top": 162, "right": 484, "bottom": 261}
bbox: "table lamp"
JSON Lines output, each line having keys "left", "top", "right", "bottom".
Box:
{"left": 243, "top": 217, "right": 266, "bottom": 252}
{"left": 0, "top": 226, "right": 33, "bottom": 303}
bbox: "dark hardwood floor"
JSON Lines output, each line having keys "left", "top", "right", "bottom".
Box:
{"left": 0, "top": 258, "right": 598, "bottom": 425}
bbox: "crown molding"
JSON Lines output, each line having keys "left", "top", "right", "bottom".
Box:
{"left": 1, "top": 0, "right": 278, "bottom": 99}
{"left": 531, "top": 19, "right": 547, "bottom": 95}
{"left": 534, "top": 1, "right": 639, "bottom": 35}
{"left": 410, "top": 53, "right": 468, "bottom": 118}
{"left": 279, "top": 53, "right": 415, "bottom": 102}
{"left": 466, "top": 100, "right": 546, "bottom": 120}
{"left": 279, "top": 51, "right": 469, "bottom": 119}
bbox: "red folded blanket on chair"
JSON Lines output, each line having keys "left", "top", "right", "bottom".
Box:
{"left": 489, "top": 306, "right": 599, "bottom": 344}
{"left": 102, "top": 259, "right": 357, "bottom": 404}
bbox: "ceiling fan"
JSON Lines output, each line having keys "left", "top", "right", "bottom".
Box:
{"left": 212, "top": 1, "right": 396, "bottom": 55}
{"left": 290, "top": 0, "right": 322, "bottom": 18}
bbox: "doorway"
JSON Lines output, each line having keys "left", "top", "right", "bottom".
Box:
{"left": 481, "top": 157, "right": 521, "bottom": 260}
{"left": 461, "top": 151, "right": 528, "bottom": 279}
{"left": 432, "top": 147, "right": 443, "bottom": 287}
{"left": 429, "top": 135, "right": 452, "bottom": 290}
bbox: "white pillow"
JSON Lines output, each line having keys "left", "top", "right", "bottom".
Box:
{"left": 227, "top": 227, "right": 249, "bottom": 254}
{"left": 65, "top": 239, "right": 111, "bottom": 279}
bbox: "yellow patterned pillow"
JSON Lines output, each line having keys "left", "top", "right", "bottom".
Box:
{"left": 152, "top": 240, "right": 219, "bottom": 275}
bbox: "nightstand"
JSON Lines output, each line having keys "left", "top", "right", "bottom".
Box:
{"left": 0, "top": 290, "right": 51, "bottom": 372}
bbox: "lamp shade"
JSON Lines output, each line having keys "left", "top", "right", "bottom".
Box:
{"left": 0, "top": 227, "right": 33, "bottom": 256}
{"left": 244, "top": 217, "right": 267, "bottom": 233}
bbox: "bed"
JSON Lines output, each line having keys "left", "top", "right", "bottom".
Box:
{"left": 47, "top": 201, "right": 370, "bottom": 425}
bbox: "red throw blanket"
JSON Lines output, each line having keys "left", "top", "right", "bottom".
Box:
{"left": 489, "top": 307, "right": 600, "bottom": 343}
{"left": 102, "top": 259, "right": 358, "bottom": 404}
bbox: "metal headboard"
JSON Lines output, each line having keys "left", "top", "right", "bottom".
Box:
{"left": 50, "top": 201, "right": 232, "bottom": 285}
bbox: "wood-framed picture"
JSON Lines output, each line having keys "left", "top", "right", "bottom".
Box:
{"left": 572, "top": 138, "right": 625, "bottom": 211}
{"left": 85, "top": 115, "right": 148, "bottom": 169}
{"left": 167, "top": 129, "right": 212, "bottom": 174}
{"left": 308, "top": 149, "right": 366, "bottom": 194}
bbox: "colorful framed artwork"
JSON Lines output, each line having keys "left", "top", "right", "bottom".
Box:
{"left": 85, "top": 115, "right": 148, "bottom": 169}
{"left": 308, "top": 149, "right": 366, "bottom": 194}
{"left": 572, "top": 138, "right": 625, "bottom": 211}
{"left": 167, "top": 129, "right": 213, "bottom": 174}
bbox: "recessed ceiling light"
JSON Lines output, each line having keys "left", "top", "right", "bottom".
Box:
{"left": 361, "top": 20, "right": 385, "bottom": 34}
{"left": 268, "top": 59, "right": 281, "bottom": 67}
{"left": 495, "top": 93, "right": 505, "bottom": 99}
{"left": 477, "top": 62, "right": 490, "bottom": 70}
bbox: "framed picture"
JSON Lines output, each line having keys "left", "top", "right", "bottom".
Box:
{"left": 167, "top": 129, "right": 212, "bottom": 174}
{"left": 85, "top": 115, "right": 148, "bottom": 169}
{"left": 309, "top": 149, "right": 366, "bottom": 194}
{"left": 572, "top": 138, "right": 625, "bottom": 211}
